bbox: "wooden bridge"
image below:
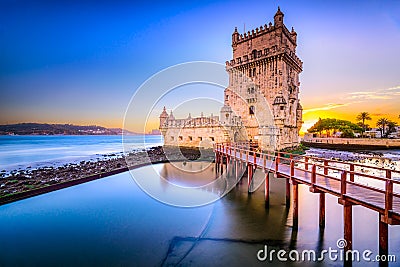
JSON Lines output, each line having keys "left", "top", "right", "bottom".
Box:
{"left": 214, "top": 142, "right": 400, "bottom": 264}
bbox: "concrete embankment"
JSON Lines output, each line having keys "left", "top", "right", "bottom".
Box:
{"left": 302, "top": 138, "right": 400, "bottom": 151}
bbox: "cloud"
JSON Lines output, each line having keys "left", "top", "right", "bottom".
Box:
{"left": 370, "top": 113, "right": 387, "bottom": 117}
{"left": 301, "top": 85, "right": 399, "bottom": 117}
{"left": 303, "top": 103, "right": 350, "bottom": 114}
{"left": 346, "top": 85, "right": 400, "bottom": 100}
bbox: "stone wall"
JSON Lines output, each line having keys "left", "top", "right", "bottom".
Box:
{"left": 302, "top": 137, "right": 400, "bottom": 148}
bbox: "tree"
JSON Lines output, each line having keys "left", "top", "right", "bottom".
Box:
{"left": 357, "top": 122, "right": 370, "bottom": 131}
{"left": 307, "top": 118, "right": 324, "bottom": 136}
{"left": 340, "top": 128, "right": 355, "bottom": 138}
{"left": 387, "top": 121, "right": 398, "bottom": 136}
{"left": 307, "top": 118, "right": 362, "bottom": 138}
{"left": 376, "top": 118, "right": 389, "bottom": 138}
{"left": 356, "top": 112, "right": 371, "bottom": 137}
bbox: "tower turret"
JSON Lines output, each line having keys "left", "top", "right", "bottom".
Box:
{"left": 274, "top": 6, "right": 284, "bottom": 27}
{"left": 220, "top": 105, "right": 233, "bottom": 125}
{"left": 291, "top": 27, "right": 297, "bottom": 44}
{"left": 232, "top": 27, "right": 239, "bottom": 47}
{"left": 296, "top": 102, "right": 303, "bottom": 130}
{"left": 168, "top": 110, "right": 175, "bottom": 121}
{"left": 159, "top": 106, "right": 168, "bottom": 127}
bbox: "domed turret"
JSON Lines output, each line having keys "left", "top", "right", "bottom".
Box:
{"left": 232, "top": 27, "right": 239, "bottom": 46}
{"left": 159, "top": 106, "right": 168, "bottom": 127}
{"left": 220, "top": 105, "right": 233, "bottom": 125}
{"left": 274, "top": 6, "right": 284, "bottom": 27}
{"left": 168, "top": 110, "right": 175, "bottom": 121}
{"left": 291, "top": 27, "right": 297, "bottom": 44}
{"left": 297, "top": 102, "right": 303, "bottom": 111}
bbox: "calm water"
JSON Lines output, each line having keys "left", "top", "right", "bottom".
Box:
{"left": 1, "top": 162, "right": 399, "bottom": 266}
{"left": 0, "top": 135, "right": 163, "bottom": 172}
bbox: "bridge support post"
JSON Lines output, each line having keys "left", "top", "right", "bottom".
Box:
{"left": 265, "top": 172, "right": 270, "bottom": 207}
{"left": 288, "top": 160, "right": 295, "bottom": 208}
{"left": 247, "top": 164, "right": 253, "bottom": 193}
{"left": 293, "top": 181, "right": 299, "bottom": 229}
{"left": 379, "top": 216, "right": 388, "bottom": 266}
{"left": 285, "top": 178, "right": 290, "bottom": 208}
{"left": 319, "top": 193, "right": 325, "bottom": 228}
{"left": 234, "top": 160, "right": 238, "bottom": 178}
{"left": 220, "top": 156, "right": 224, "bottom": 173}
{"left": 215, "top": 153, "right": 217, "bottom": 173}
{"left": 343, "top": 202, "right": 353, "bottom": 252}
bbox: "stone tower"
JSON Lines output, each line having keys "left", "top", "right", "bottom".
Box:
{"left": 225, "top": 7, "right": 303, "bottom": 150}
{"left": 160, "top": 7, "right": 303, "bottom": 150}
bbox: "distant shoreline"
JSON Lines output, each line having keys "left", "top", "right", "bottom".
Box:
{"left": 0, "top": 122, "right": 157, "bottom": 136}
{"left": 0, "top": 134, "right": 160, "bottom": 136}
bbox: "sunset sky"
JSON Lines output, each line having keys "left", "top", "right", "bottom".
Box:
{"left": 1, "top": 0, "right": 399, "bottom": 133}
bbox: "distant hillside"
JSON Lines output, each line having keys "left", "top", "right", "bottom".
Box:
{"left": 0, "top": 123, "right": 141, "bottom": 136}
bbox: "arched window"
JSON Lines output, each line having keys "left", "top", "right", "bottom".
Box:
{"left": 249, "top": 105, "right": 255, "bottom": 115}
{"left": 252, "top": 49, "right": 257, "bottom": 60}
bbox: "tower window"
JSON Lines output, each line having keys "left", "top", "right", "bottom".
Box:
{"left": 253, "top": 68, "right": 256, "bottom": 77}
{"left": 252, "top": 49, "right": 257, "bottom": 60}
{"left": 249, "top": 105, "right": 255, "bottom": 115}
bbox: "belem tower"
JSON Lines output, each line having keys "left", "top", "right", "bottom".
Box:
{"left": 159, "top": 7, "right": 303, "bottom": 151}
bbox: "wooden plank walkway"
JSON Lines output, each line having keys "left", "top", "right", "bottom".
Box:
{"left": 215, "top": 142, "right": 400, "bottom": 261}
{"left": 215, "top": 144, "right": 400, "bottom": 222}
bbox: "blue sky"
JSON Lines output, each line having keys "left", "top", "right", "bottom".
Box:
{"left": 1, "top": 0, "right": 399, "bottom": 132}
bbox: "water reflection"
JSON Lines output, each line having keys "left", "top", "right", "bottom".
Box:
{"left": 159, "top": 161, "right": 217, "bottom": 187}
{"left": 130, "top": 161, "right": 244, "bottom": 207}
{"left": 0, "top": 162, "right": 399, "bottom": 266}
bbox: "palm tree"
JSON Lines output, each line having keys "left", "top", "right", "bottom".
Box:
{"left": 376, "top": 118, "right": 389, "bottom": 138}
{"left": 356, "top": 112, "right": 371, "bottom": 137}
{"left": 387, "top": 121, "right": 398, "bottom": 136}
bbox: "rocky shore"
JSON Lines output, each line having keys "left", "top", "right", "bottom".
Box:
{"left": 305, "top": 147, "right": 400, "bottom": 169}
{"left": 0, "top": 146, "right": 215, "bottom": 205}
